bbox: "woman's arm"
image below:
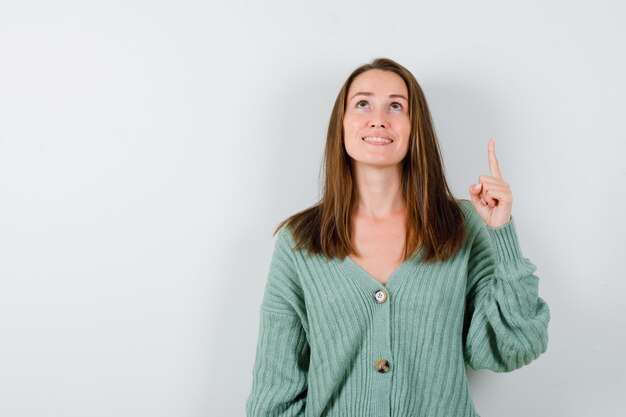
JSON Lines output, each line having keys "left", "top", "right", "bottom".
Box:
{"left": 462, "top": 210, "right": 551, "bottom": 372}
{"left": 245, "top": 227, "right": 309, "bottom": 416}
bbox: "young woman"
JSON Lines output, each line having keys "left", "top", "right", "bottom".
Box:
{"left": 246, "top": 57, "right": 550, "bottom": 417}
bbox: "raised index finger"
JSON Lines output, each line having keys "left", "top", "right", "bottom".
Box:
{"left": 488, "top": 137, "right": 502, "bottom": 179}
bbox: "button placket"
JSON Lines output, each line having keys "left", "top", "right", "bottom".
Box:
{"left": 371, "top": 286, "right": 393, "bottom": 417}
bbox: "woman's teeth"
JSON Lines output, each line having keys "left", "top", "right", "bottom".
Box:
{"left": 363, "top": 136, "right": 393, "bottom": 144}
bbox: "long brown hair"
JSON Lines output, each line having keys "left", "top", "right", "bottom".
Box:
{"left": 274, "top": 57, "right": 466, "bottom": 264}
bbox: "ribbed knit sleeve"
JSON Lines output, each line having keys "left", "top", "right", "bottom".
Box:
{"left": 461, "top": 204, "right": 551, "bottom": 372}
{"left": 246, "top": 226, "right": 310, "bottom": 417}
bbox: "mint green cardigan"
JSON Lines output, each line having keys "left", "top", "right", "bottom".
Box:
{"left": 246, "top": 199, "right": 550, "bottom": 417}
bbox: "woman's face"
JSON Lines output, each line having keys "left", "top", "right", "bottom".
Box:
{"left": 343, "top": 69, "right": 411, "bottom": 169}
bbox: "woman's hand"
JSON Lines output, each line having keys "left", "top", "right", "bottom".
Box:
{"left": 468, "top": 138, "right": 513, "bottom": 228}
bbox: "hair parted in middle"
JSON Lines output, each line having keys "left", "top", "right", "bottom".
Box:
{"left": 274, "top": 57, "right": 467, "bottom": 264}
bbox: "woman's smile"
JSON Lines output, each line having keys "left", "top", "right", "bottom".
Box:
{"left": 362, "top": 136, "right": 393, "bottom": 145}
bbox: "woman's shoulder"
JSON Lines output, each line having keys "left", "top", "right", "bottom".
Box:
{"left": 274, "top": 223, "right": 296, "bottom": 251}
{"left": 274, "top": 223, "right": 310, "bottom": 259}
{"left": 454, "top": 198, "right": 484, "bottom": 234}
{"left": 455, "top": 198, "right": 476, "bottom": 220}
{"left": 455, "top": 198, "right": 473, "bottom": 213}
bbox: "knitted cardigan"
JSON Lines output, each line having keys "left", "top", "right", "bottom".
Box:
{"left": 246, "top": 199, "right": 550, "bottom": 417}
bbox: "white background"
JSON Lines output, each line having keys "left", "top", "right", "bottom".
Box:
{"left": 1, "top": 1, "right": 625, "bottom": 416}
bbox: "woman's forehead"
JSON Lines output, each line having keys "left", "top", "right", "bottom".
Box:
{"left": 348, "top": 70, "right": 408, "bottom": 98}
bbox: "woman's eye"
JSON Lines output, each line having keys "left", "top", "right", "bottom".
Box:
{"left": 355, "top": 100, "right": 403, "bottom": 111}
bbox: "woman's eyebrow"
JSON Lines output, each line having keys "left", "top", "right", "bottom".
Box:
{"left": 349, "top": 92, "right": 408, "bottom": 102}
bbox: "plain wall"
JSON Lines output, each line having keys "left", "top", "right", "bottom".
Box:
{"left": 1, "top": 1, "right": 624, "bottom": 416}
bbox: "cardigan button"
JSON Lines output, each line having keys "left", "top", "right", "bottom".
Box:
{"left": 375, "top": 358, "right": 390, "bottom": 373}
{"left": 374, "top": 289, "right": 388, "bottom": 303}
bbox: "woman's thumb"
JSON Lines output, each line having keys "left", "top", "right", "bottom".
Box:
{"left": 469, "top": 183, "right": 482, "bottom": 203}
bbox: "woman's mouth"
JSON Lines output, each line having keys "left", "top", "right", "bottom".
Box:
{"left": 362, "top": 136, "right": 393, "bottom": 145}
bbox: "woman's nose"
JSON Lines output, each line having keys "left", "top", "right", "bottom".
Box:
{"left": 369, "top": 107, "right": 388, "bottom": 128}
{"left": 369, "top": 118, "right": 387, "bottom": 128}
